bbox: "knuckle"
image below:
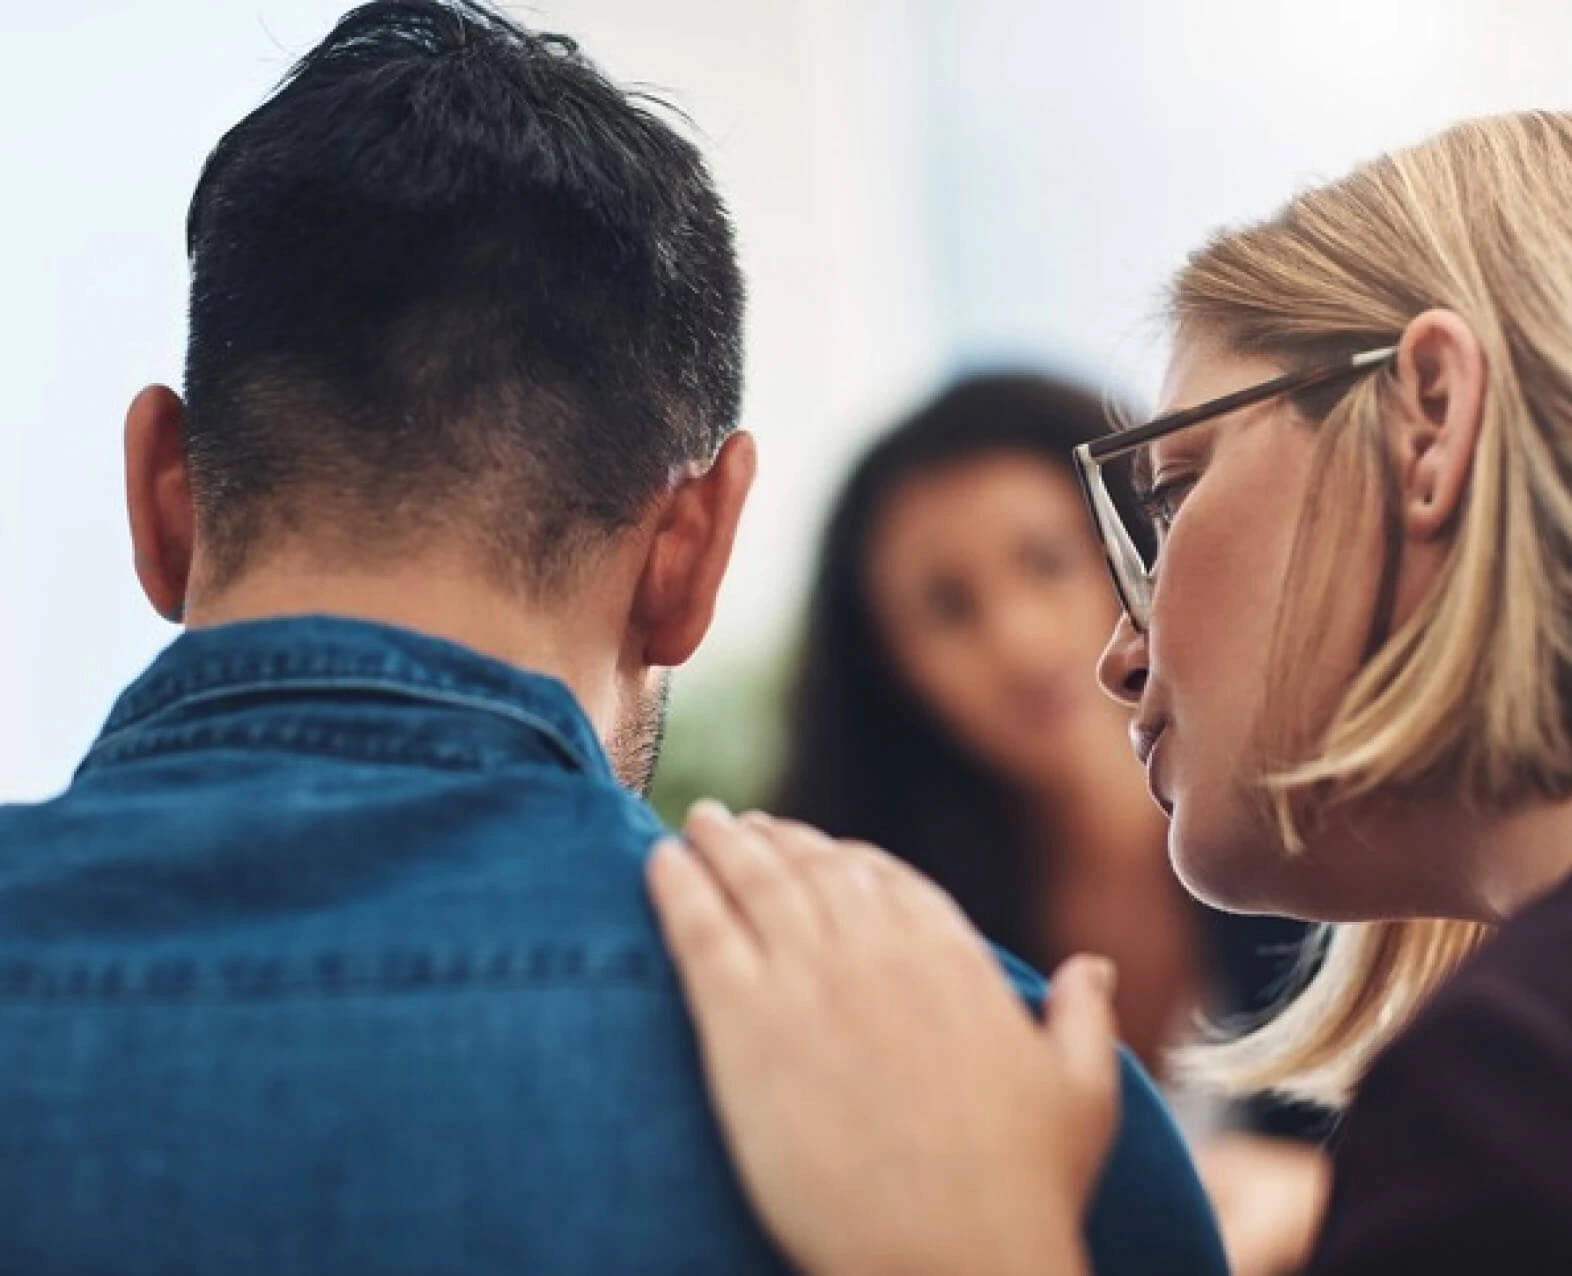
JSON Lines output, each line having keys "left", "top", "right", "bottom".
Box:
{"left": 843, "top": 840, "right": 922, "bottom": 885}
{"left": 775, "top": 817, "right": 832, "bottom": 846}
{"left": 669, "top": 903, "right": 731, "bottom": 958}
{"left": 723, "top": 844, "right": 780, "bottom": 894}
{"left": 804, "top": 847, "right": 870, "bottom": 893}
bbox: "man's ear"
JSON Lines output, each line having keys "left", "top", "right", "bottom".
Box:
{"left": 631, "top": 431, "right": 758, "bottom": 667}
{"left": 125, "top": 384, "right": 195, "bottom": 624}
{"left": 1389, "top": 309, "right": 1488, "bottom": 541}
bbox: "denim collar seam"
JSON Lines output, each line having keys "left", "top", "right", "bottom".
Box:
{"left": 81, "top": 720, "right": 515, "bottom": 775}
{"left": 108, "top": 654, "right": 528, "bottom": 732}
{"left": 89, "top": 676, "right": 595, "bottom": 775}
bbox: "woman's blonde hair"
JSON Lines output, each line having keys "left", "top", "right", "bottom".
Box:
{"left": 1172, "top": 111, "right": 1572, "bottom": 1107}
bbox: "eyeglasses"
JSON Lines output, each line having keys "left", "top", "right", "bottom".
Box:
{"left": 1073, "top": 345, "right": 1398, "bottom": 632}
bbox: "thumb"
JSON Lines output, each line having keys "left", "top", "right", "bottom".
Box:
{"left": 1044, "top": 954, "right": 1121, "bottom": 1115}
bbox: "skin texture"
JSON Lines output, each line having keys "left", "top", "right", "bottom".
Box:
{"left": 648, "top": 311, "right": 1572, "bottom": 1276}
{"left": 121, "top": 381, "right": 758, "bottom": 794}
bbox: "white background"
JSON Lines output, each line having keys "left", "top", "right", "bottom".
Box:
{"left": 5, "top": 0, "right": 1572, "bottom": 799}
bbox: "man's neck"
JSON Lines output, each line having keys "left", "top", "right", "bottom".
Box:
{"left": 184, "top": 550, "right": 624, "bottom": 737}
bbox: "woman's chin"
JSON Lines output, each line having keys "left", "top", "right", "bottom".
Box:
{"left": 1167, "top": 816, "right": 1297, "bottom": 916}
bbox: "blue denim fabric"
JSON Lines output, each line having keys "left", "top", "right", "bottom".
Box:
{"left": 0, "top": 617, "right": 1224, "bottom": 1274}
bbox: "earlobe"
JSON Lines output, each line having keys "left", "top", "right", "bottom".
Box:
{"left": 635, "top": 432, "right": 758, "bottom": 668}
{"left": 124, "top": 385, "right": 196, "bottom": 623}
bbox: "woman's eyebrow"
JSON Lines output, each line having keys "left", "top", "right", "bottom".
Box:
{"left": 1134, "top": 426, "right": 1218, "bottom": 497}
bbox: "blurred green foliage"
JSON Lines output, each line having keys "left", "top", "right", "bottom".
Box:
{"left": 649, "top": 646, "right": 793, "bottom": 828}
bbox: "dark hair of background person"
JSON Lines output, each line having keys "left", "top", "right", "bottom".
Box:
{"left": 182, "top": 0, "right": 745, "bottom": 592}
{"left": 774, "top": 373, "right": 1149, "bottom": 961}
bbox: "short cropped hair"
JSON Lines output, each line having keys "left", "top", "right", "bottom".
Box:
{"left": 182, "top": 0, "right": 745, "bottom": 589}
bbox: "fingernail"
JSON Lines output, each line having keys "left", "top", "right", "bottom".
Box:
{"left": 688, "top": 799, "right": 734, "bottom": 826}
{"left": 1084, "top": 957, "right": 1118, "bottom": 999}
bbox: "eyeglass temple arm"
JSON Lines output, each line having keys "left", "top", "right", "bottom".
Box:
{"left": 1085, "top": 345, "right": 1398, "bottom": 464}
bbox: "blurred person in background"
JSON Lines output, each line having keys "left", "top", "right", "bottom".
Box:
{"left": 775, "top": 375, "right": 1200, "bottom": 1072}
{"left": 775, "top": 374, "right": 1326, "bottom": 1272}
{"left": 0, "top": 1, "right": 1227, "bottom": 1272}
{"left": 776, "top": 375, "right": 1329, "bottom": 1094}
{"left": 652, "top": 109, "right": 1572, "bottom": 1276}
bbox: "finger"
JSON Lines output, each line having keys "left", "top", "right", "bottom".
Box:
{"left": 840, "top": 838, "right": 949, "bottom": 899}
{"left": 646, "top": 838, "right": 764, "bottom": 1004}
{"left": 1043, "top": 955, "right": 1121, "bottom": 1114}
{"left": 743, "top": 814, "right": 836, "bottom": 858}
{"left": 848, "top": 840, "right": 978, "bottom": 937}
{"left": 735, "top": 813, "right": 832, "bottom": 878}
{"left": 735, "top": 813, "right": 881, "bottom": 932}
{"left": 798, "top": 844, "right": 886, "bottom": 932}
{"left": 683, "top": 800, "right": 825, "bottom": 952}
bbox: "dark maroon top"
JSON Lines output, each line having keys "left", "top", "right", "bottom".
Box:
{"left": 1308, "top": 872, "right": 1572, "bottom": 1273}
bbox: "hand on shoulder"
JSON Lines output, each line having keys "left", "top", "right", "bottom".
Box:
{"left": 646, "top": 801, "right": 1121, "bottom": 1276}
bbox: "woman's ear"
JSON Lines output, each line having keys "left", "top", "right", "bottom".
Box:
{"left": 1389, "top": 309, "right": 1488, "bottom": 541}
{"left": 124, "top": 384, "right": 195, "bottom": 623}
{"left": 631, "top": 432, "right": 758, "bottom": 668}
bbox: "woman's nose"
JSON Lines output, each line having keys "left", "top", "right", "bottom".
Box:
{"left": 1096, "top": 612, "right": 1149, "bottom": 704}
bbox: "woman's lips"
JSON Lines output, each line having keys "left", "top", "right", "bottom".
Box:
{"left": 1132, "top": 720, "right": 1173, "bottom": 815}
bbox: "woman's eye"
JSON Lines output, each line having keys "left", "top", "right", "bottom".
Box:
{"left": 1021, "top": 542, "right": 1071, "bottom": 579}
{"left": 921, "top": 579, "right": 973, "bottom": 627}
{"left": 1137, "top": 475, "right": 1196, "bottom": 534}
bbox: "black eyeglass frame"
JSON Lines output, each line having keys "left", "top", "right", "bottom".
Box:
{"left": 1073, "top": 345, "right": 1398, "bottom": 632}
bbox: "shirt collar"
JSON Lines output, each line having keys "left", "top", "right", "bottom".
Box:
{"left": 84, "top": 615, "right": 613, "bottom": 781}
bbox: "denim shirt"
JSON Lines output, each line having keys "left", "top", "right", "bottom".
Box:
{"left": 0, "top": 617, "right": 1224, "bottom": 1275}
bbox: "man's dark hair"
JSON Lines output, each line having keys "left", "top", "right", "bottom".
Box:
{"left": 183, "top": 0, "right": 745, "bottom": 590}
